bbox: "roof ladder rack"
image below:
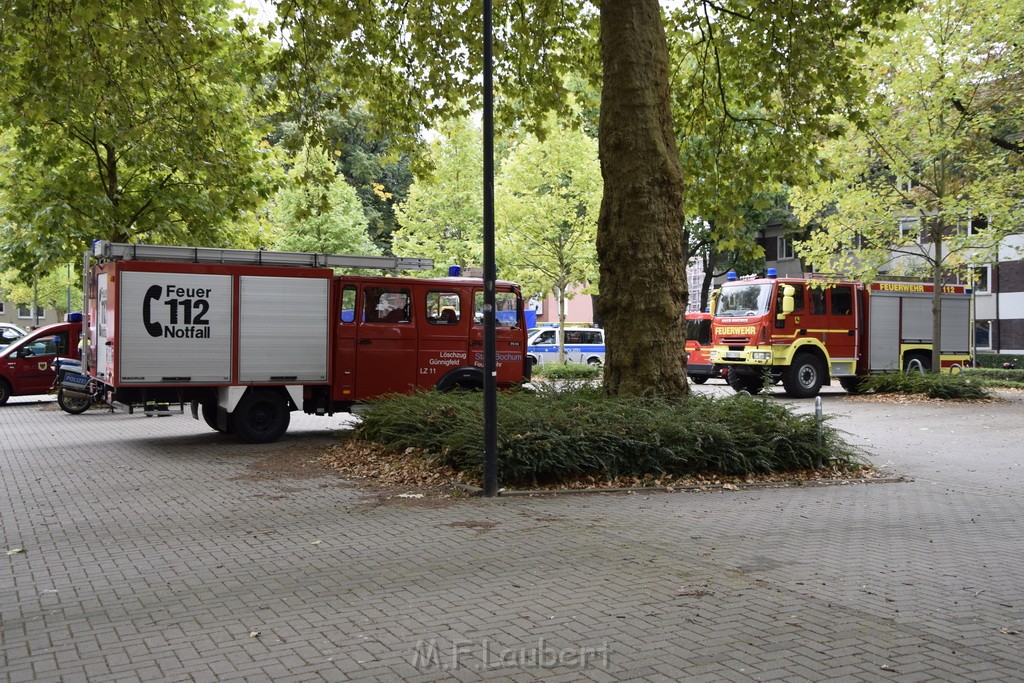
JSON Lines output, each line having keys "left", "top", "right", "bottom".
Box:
{"left": 91, "top": 241, "right": 434, "bottom": 271}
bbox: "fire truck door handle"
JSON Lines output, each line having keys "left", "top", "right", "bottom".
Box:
{"left": 798, "top": 329, "right": 807, "bottom": 336}
{"left": 470, "top": 341, "right": 483, "bottom": 347}
{"left": 848, "top": 330, "right": 855, "bottom": 336}
{"left": 358, "top": 339, "right": 372, "bottom": 345}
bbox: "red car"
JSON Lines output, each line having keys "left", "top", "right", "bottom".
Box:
{"left": 0, "top": 320, "right": 82, "bottom": 405}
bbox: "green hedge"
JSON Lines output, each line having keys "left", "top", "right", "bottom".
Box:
{"left": 356, "top": 387, "right": 861, "bottom": 488}
{"left": 858, "top": 372, "right": 992, "bottom": 399}
{"left": 973, "top": 352, "right": 1024, "bottom": 369}
{"left": 531, "top": 362, "right": 601, "bottom": 381}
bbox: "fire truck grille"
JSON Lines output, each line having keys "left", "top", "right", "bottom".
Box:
{"left": 721, "top": 337, "right": 751, "bottom": 346}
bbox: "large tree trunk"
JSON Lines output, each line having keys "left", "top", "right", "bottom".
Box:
{"left": 596, "top": 0, "right": 689, "bottom": 397}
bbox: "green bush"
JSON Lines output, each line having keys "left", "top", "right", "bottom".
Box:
{"left": 356, "top": 387, "right": 861, "bottom": 488}
{"left": 973, "top": 353, "right": 1024, "bottom": 369}
{"left": 858, "top": 371, "right": 991, "bottom": 399}
{"left": 961, "top": 367, "right": 1024, "bottom": 388}
{"left": 531, "top": 361, "right": 601, "bottom": 380}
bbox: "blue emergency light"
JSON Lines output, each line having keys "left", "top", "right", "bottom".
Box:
{"left": 726, "top": 271, "right": 738, "bottom": 281}
{"left": 766, "top": 268, "right": 777, "bottom": 278}
{"left": 448, "top": 265, "right": 462, "bottom": 277}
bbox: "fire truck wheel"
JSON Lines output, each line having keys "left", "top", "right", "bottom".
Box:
{"left": 233, "top": 390, "right": 290, "bottom": 444}
{"left": 57, "top": 389, "right": 92, "bottom": 414}
{"left": 0, "top": 378, "right": 10, "bottom": 405}
{"left": 201, "top": 401, "right": 230, "bottom": 433}
{"left": 782, "top": 353, "right": 824, "bottom": 398}
{"left": 838, "top": 377, "right": 864, "bottom": 394}
{"left": 726, "top": 369, "right": 762, "bottom": 394}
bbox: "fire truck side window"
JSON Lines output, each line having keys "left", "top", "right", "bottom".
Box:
{"left": 474, "top": 291, "right": 521, "bottom": 328}
{"left": 340, "top": 285, "right": 357, "bottom": 323}
{"left": 776, "top": 284, "right": 805, "bottom": 315}
{"left": 810, "top": 288, "right": 826, "bottom": 315}
{"left": 831, "top": 286, "right": 853, "bottom": 316}
{"left": 426, "top": 291, "right": 461, "bottom": 325}
{"left": 364, "top": 287, "right": 411, "bottom": 323}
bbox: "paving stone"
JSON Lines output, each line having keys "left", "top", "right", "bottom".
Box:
{"left": 2, "top": 391, "right": 1024, "bottom": 681}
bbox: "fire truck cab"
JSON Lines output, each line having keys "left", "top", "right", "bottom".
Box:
{"left": 709, "top": 271, "right": 973, "bottom": 397}
{"left": 73, "top": 242, "right": 529, "bottom": 442}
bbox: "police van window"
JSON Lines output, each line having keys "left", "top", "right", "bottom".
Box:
{"left": 565, "top": 330, "right": 582, "bottom": 344}
{"left": 474, "top": 291, "right": 520, "bottom": 328}
{"left": 339, "top": 285, "right": 357, "bottom": 323}
{"left": 831, "top": 286, "right": 853, "bottom": 316}
{"left": 426, "top": 291, "right": 461, "bottom": 325}
{"left": 578, "top": 330, "right": 603, "bottom": 345}
{"left": 364, "top": 286, "right": 411, "bottom": 323}
{"left": 534, "top": 330, "right": 556, "bottom": 345}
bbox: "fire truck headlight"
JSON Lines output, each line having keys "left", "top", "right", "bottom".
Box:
{"left": 751, "top": 351, "right": 772, "bottom": 361}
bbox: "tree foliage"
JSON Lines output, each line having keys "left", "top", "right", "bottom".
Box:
{"left": 791, "top": 0, "right": 1024, "bottom": 368}
{"left": 269, "top": 145, "right": 381, "bottom": 257}
{"left": 269, "top": 103, "right": 416, "bottom": 253}
{"left": 0, "top": 0, "right": 277, "bottom": 278}
{"left": 496, "top": 123, "right": 601, "bottom": 357}
{"left": 391, "top": 119, "right": 486, "bottom": 275}
{"left": 1, "top": 266, "right": 82, "bottom": 322}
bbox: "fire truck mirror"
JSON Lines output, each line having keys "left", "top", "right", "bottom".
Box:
{"left": 778, "top": 285, "right": 796, "bottom": 320}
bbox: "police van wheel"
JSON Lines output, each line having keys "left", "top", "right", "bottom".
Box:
{"left": 782, "top": 353, "right": 824, "bottom": 398}
{"left": 586, "top": 357, "right": 602, "bottom": 366}
{"left": 233, "top": 390, "right": 290, "bottom": 444}
{"left": 691, "top": 376, "right": 708, "bottom": 385}
{"left": 57, "top": 389, "right": 92, "bottom": 415}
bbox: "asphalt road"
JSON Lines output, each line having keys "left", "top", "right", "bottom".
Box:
{"left": 2, "top": 386, "right": 1023, "bottom": 682}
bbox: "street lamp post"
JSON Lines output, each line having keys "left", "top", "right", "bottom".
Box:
{"left": 482, "top": 0, "right": 499, "bottom": 497}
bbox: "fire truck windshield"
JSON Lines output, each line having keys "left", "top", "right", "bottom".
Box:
{"left": 716, "top": 283, "right": 773, "bottom": 317}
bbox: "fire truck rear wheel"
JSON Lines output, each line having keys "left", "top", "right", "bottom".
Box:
{"left": 782, "top": 353, "right": 824, "bottom": 398}
{"left": 57, "top": 389, "right": 92, "bottom": 414}
{"left": 233, "top": 390, "right": 290, "bottom": 444}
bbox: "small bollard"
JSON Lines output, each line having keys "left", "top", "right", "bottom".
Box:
{"left": 815, "top": 396, "right": 823, "bottom": 469}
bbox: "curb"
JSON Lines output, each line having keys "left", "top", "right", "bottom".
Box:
{"left": 453, "top": 476, "right": 910, "bottom": 498}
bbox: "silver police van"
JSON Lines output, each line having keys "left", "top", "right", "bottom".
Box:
{"left": 526, "top": 326, "right": 605, "bottom": 366}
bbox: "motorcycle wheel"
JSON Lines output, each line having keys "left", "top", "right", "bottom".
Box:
{"left": 57, "top": 389, "right": 92, "bottom": 415}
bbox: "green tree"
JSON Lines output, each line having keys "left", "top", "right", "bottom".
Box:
{"left": 269, "top": 103, "right": 417, "bottom": 253}
{"left": 1, "top": 267, "right": 82, "bottom": 323}
{"left": 270, "top": 146, "right": 381, "bottom": 257}
{"left": 0, "top": 0, "right": 276, "bottom": 278}
{"left": 392, "top": 119, "right": 485, "bottom": 275}
{"left": 496, "top": 125, "right": 601, "bottom": 362}
{"left": 792, "top": 0, "right": 1024, "bottom": 371}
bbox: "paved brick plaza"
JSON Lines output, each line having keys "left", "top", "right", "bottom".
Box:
{"left": 2, "top": 388, "right": 1023, "bottom": 681}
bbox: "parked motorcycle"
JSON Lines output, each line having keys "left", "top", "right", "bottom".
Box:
{"left": 52, "top": 357, "right": 94, "bottom": 414}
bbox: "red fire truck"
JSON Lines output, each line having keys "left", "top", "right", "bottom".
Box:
{"left": 69, "top": 241, "right": 530, "bottom": 442}
{"left": 709, "top": 272, "right": 973, "bottom": 397}
{"left": 685, "top": 311, "right": 721, "bottom": 384}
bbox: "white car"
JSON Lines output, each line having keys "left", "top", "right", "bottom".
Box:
{"left": 0, "top": 323, "right": 27, "bottom": 351}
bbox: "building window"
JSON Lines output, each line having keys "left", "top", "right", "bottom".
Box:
{"left": 17, "top": 304, "right": 45, "bottom": 320}
{"left": 975, "top": 320, "right": 992, "bottom": 350}
{"left": 777, "top": 236, "right": 795, "bottom": 260}
{"left": 898, "top": 216, "right": 920, "bottom": 241}
{"left": 0, "top": 301, "right": 5, "bottom": 315}
{"left": 968, "top": 214, "right": 988, "bottom": 235}
{"left": 971, "top": 265, "right": 990, "bottom": 294}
